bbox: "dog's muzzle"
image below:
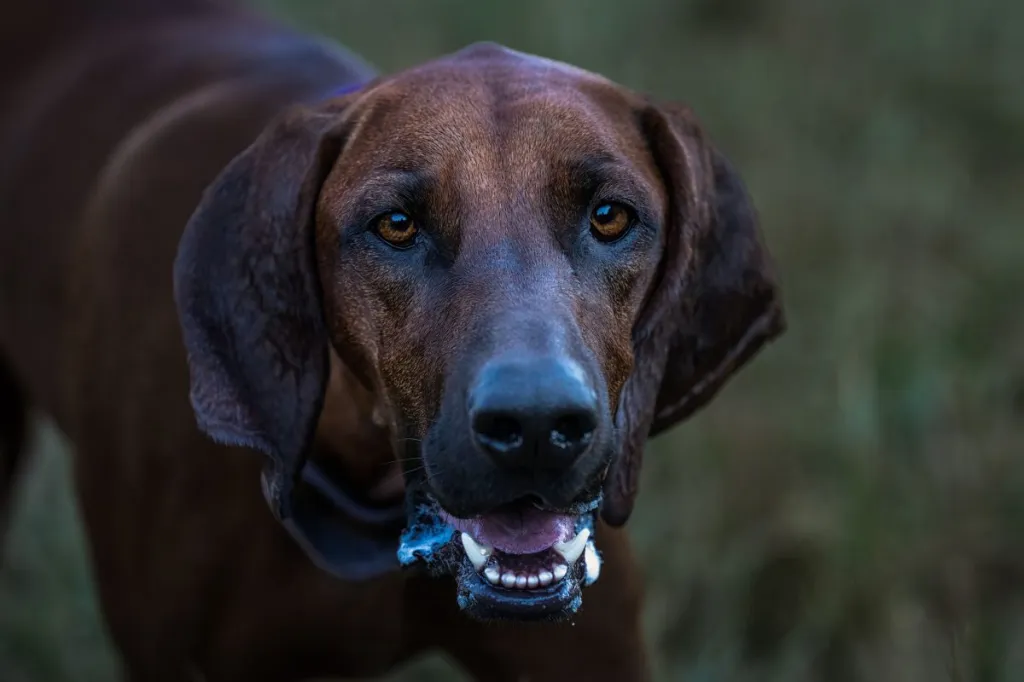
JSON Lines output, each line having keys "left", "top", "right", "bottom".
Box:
{"left": 397, "top": 488, "right": 603, "bottom": 622}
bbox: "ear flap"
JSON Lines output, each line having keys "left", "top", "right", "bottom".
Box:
{"left": 602, "top": 102, "right": 786, "bottom": 527}
{"left": 172, "top": 103, "right": 346, "bottom": 519}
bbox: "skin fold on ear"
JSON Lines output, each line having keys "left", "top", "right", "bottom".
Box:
{"left": 172, "top": 102, "right": 349, "bottom": 515}
{"left": 602, "top": 102, "right": 786, "bottom": 527}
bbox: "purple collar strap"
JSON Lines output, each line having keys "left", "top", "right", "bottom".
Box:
{"left": 262, "top": 459, "right": 407, "bottom": 583}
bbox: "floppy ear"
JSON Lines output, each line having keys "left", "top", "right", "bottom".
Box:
{"left": 172, "top": 102, "right": 348, "bottom": 517}
{"left": 602, "top": 102, "right": 786, "bottom": 527}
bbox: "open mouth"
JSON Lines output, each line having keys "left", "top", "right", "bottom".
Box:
{"left": 397, "top": 495, "right": 603, "bottom": 622}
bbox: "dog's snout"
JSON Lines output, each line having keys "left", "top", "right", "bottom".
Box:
{"left": 469, "top": 357, "right": 599, "bottom": 470}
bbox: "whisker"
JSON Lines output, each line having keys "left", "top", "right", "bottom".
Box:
{"left": 378, "top": 456, "right": 423, "bottom": 469}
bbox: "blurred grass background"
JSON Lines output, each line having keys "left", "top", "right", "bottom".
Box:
{"left": 2, "top": 0, "right": 1023, "bottom": 680}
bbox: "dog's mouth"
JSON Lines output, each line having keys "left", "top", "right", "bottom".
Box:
{"left": 259, "top": 456, "right": 602, "bottom": 621}
{"left": 397, "top": 495, "right": 602, "bottom": 622}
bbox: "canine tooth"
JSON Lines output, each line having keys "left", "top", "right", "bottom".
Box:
{"left": 553, "top": 564, "right": 568, "bottom": 581}
{"left": 515, "top": 575, "right": 527, "bottom": 589}
{"left": 538, "top": 570, "right": 554, "bottom": 586}
{"left": 553, "top": 528, "right": 590, "bottom": 566}
{"left": 484, "top": 567, "right": 501, "bottom": 584}
{"left": 501, "top": 572, "right": 517, "bottom": 588}
{"left": 460, "top": 533, "right": 492, "bottom": 571}
{"left": 527, "top": 575, "right": 540, "bottom": 589}
{"left": 460, "top": 532, "right": 492, "bottom": 556}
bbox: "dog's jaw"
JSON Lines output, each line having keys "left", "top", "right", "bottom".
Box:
{"left": 397, "top": 491, "right": 603, "bottom": 621}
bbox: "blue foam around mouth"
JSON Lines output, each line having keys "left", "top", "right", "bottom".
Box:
{"left": 396, "top": 500, "right": 456, "bottom": 574}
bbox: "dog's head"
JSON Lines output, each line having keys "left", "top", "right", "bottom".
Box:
{"left": 173, "top": 43, "right": 784, "bottom": 621}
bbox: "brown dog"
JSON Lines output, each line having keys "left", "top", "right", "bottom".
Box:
{"left": 0, "top": 0, "right": 784, "bottom": 679}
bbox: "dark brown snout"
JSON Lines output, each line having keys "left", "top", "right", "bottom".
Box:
{"left": 469, "top": 355, "right": 600, "bottom": 472}
{"left": 423, "top": 294, "right": 615, "bottom": 517}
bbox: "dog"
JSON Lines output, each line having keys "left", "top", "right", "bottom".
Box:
{"left": 0, "top": 0, "right": 785, "bottom": 679}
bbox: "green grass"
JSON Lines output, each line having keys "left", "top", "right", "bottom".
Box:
{"left": 3, "top": 0, "right": 1023, "bottom": 679}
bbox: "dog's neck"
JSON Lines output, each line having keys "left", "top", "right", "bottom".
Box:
{"left": 314, "top": 350, "right": 405, "bottom": 505}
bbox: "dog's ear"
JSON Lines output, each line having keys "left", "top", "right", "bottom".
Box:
{"left": 172, "top": 101, "right": 349, "bottom": 497}
{"left": 602, "top": 102, "right": 786, "bottom": 526}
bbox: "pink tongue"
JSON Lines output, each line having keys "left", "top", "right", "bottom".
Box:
{"left": 442, "top": 507, "right": 575, "bottom": 555}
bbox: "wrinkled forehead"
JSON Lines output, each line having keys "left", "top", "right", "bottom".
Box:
{"left": 336, "top": 45, "right": 658, "bottom": 188}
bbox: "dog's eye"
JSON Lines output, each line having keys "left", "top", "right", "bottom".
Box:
{"left": 589, "top": 202, "right": 633, "bottom": 242}
{"left": 374, "top": 211, "right": 418, "bottom": 247}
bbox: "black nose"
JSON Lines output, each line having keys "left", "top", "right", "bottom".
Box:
{"left": 469, "top": 357, "right": 600, "bottom": 470}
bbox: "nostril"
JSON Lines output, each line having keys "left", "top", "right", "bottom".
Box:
{"left": 473, "top": 413, "right": 524, "bottom": 453}
{"left": 549, "top": 412, "right": 597, "bottom": 451}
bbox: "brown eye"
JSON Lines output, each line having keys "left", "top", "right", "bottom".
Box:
{"left": 374, "top": 211, "right": 418, "bottom": 247}
{"left": 589, "top": 202, "right": 632, "bottom": 241}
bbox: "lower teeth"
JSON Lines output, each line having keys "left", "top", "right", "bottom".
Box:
{"left": 479, "top": 561, "right": 569, "bottom": 589}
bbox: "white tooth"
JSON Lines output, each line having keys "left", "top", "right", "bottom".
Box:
{"left": 553, "top": 564, "right": 568, "bottom": 581}
{"left": 501, "top": 572, "right": 517, "bottom": 588}
{"left": 538, "top": 570, "right": 554, "bottom": 586}
{"left": 460, "top": 533, "right": 492, "bottom": 571}
{"left": 484, "top": 567, "right": 501, "bottom": 584}
{"left": 527, "top": 575, "right": 539, "bottom": 589}
{"left": 461, "top": 532, "right": 493, "bottom": 557}
{"left": 553, "top": 528, "right": 590, "bottom": 566}
{"left": 583, "top": 541, "right": 601, "bottom": 585}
